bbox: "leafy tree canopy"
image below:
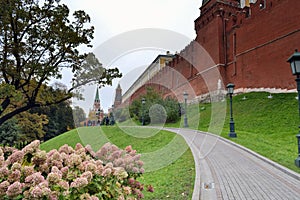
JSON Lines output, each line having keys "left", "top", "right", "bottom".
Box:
{"left": 0, "top": 0, "right": 122, "bottom": 125}
{"left": 72, "top": 106, "right": 86, "bottom": 127}
{"left": 129, "top": 87, "right": 181, "bottom": 125}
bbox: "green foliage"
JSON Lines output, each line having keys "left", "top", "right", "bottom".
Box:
{"left": 114, "top": 107, "right": 130, "bottom": 123}
{"left": 16, "top": 111, "right": 48, "bottom": 142}
{"left": 148, "top": 103, "right": 167, "bottom": 124}
{"left": 73, "top": 106, "right": 86, "bottom": 127}
{"left": 0, "top": 0, "right": 121, "bottom": 126}
{"left": 0, "top": 118, "right": 19, "bottom": 146}
{"left": 129, "top": 88, "right": 180, "bottom": 125}
{"left": 31, "top": 100, "right": 75, "bottom": 141}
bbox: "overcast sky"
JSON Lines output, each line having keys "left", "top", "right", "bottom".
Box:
{"left": 61, "top": 0, "right": 203, "bottom": 114}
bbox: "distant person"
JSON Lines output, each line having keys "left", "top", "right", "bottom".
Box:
{"left": 105, "top": 116, "right": 109, "bottom": 126}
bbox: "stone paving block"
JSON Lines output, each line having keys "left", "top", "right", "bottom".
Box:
{"left": 164, "top": 128, "right": 300, "bottom": 200}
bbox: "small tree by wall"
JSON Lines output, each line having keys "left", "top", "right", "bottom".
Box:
{"left": 129, "top": 88, "right": 181, "bottom": 125}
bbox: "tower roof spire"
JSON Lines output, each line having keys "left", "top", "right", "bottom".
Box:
{"left": 202, "top": 0, "right": 210, "bottom": 5}
{"left": 95, "top": 88, "right": 100, "bottom": 101}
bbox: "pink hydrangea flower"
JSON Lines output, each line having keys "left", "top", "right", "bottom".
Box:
{"left": 47, "top": 172, "right": 62, "bottom": 184}
{"left": 111, "top": 144, "right": 119, "bottom": 152}
{"left": 81, "top": 171, "right": 93, "bottom": 182}
{"left": 25, "top": 172, "right": 45, "bottom": 186}
{"left": 22, "top": 140, "right": 40, "bottom": 154}
{"left": 70, "top": 177, "right": 88, "bottom": 189}
{"left": 136, "top": 160, "right": 144, "bottom": 168}
{"left": 91, "top": 196, "right": 100, "bottom": 200}
{"left": 6, "top": 150, "right": 24, "bottom": 165}
{"left": 68, "top": 154, "right": 82, "bottom": 166}
{"left": 0, "top": 155, "right": 5, "bottom": 167}
{"left": 123, "top": 186, "right": 132, "bottom": 195}
{"left": 68, "top": 146, "right": 75, "bottom": 154}
{"left": 105, "top": 162, "right": 113, "bottom": 169}
{"left": 38, "top": 163, "right": 50, "bottom": 174}
{"left": 22, "top": 166, "right": 35, "bottom": 177}
{"left": 101, "top": 168, "right": 112, "bottom": 177}
{"left": 85, "top": 145, "right": 96, "bottom": 157}
{"left": 113, "top": 158, "right": 125, "bottom": 167}
{"left": 51, "top": 166, "right": 60, "bottom": 174}
{"left": 51, "top": 151, "right": 62, "bottom": 162}
{"left": 8, "top": 169, "right": 21, "bottom": 182}
{"left": 0, "top": 166, "right": 9, "bottom": 178}
{"left": 49, "top": 191, "right": 59, "bottom": 200}
{"left": 125, "top": 145, "right": 133, "bottom": 153}
{"left": 58, "top": 144, "right": 70, "bottom": 154}
{"left": 75, "top": 143, "right": 84, "bottom": 151}
{"left": 0, "top": 181, "right": 10, "bottom": 195}
{"left": 95, "top": 164, "right": 104, "bottom": 175}
{"left": 114, "top": 167, "right": 128, "bottom": 179}
{"left": 31, "top": 185, "right": 43, "bottom": 198}
{"left": 60, "top": 166, "right": 69, "bottom": 178}
{"left": 6, "top": 181, "right": 23, "bottom": 197}
{"left": 11, "top": 163, "right": 22, "bottom": 171}
{"left": 32, "top": 150, "right": 47, "bottom": 166}
{"left": 79, "top": 193, "right": 91, "bottom": 199}
{"left": 58, "top": 180, "right": 69, "bottom": 191}
{"left": 85, "top": 162, "right": 97, "bottom": 173}
{"left": 47, "top": 149, "right": 57, "bottom": 158}
{"left": 140, "top": 168, "right": 145, "bottom": 174}
{"left": 147, "top": 185, "right": 154, "bottom": 193}
{"left": 51, "top": 160, "right": 63, "bottom": 169}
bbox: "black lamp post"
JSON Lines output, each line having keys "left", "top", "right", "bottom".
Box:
{"left": 287, "top": 49, "right": 300, "bottom": 167}
{"left": 141, "top": 98, "right": 146, "bottom": 126}
{"left": 183, "top": 91, "right": 189, "bottom": 128}
{"left": 227, "top": 83, "right": 237, "bottom": 138}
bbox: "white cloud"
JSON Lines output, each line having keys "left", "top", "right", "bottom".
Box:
{"left": 61, "top": 0, "right": 202, "bottom": 113}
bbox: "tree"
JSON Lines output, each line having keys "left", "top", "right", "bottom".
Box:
{"left": 129, "top": 88, "right": 181, "bottom": 125}
{"left": 31, "top": 99, "right": 75, "bottom": 141}
{"left": 0, "top": 118, "right": 19, "bottom": 146}
{"left": 16, "top": 111, "right": 48, "bottom": 142}
{"left": 73, "top": 106, "right": 86, "bottom": 127}
{"left": 0, "top": 0, "right": 122, "bottom": 126}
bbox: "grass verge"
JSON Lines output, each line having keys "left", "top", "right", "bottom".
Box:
{"left": 40, "top": 126, "right": 195, "bottom": 199}
{"left": 170, "top": 92, "right": 300, "bottom": 173}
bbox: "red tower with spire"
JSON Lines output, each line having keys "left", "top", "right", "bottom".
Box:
{"left": 113, "top": 83, "right": 122, "bottom": 108}
{"left": 86, "top": 87, "right": 104, "bottom": 126}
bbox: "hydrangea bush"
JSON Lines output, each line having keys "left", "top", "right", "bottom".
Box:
{"left": 0, "top": 141, "right": 153, "bottom": 200}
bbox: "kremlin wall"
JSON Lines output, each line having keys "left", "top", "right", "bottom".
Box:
{"left": 114, "top": 0, "right": 300, "bottom": 107}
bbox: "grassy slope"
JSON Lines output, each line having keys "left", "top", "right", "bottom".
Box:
{"left": 40, "top": 126, "right": 195, "bottom": 199}
{"left": 40, "top": 91, "right": 300, "bottom": 198}
{"left": 184, "top": 92, "right": 300, "bottom": 173}
{"left": 222, "top": 92, "right": 300, "bottom": 173}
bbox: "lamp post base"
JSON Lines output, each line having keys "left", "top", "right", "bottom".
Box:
{"left": 295, "top": 157, "right": 300, "bottom": 167}
{"left": 228, "top": 132, "right": 237, "bottom": 138}
{"left": 184, "top": 117, "right": 188, "bottom": 128}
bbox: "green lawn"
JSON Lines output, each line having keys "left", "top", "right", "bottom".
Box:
{"left": 40, "top": 91, "right": 300, "bottom": 199}
{"left": 178, "top": 92, "right": 300, "bottom": 173}
{"left": 221, "top": 92, "right": 300, "bottom": 173}
{"left": 40, "top": 126, "right": 195, "bottom": 199}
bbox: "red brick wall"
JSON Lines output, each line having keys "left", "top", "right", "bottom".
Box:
{"left": 122, "top": 0, "right": 300, "bottom": 105}
{"left": 225, "top": 0, "right": 300, "bottom": 89}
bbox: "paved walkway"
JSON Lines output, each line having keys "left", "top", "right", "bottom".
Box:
{"left": 163, "top": 128, "right": 300, "bottom": 200}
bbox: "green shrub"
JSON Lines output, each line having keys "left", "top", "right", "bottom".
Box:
{"left": 129, "top": 88, "right": 180, "bottom": 125}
